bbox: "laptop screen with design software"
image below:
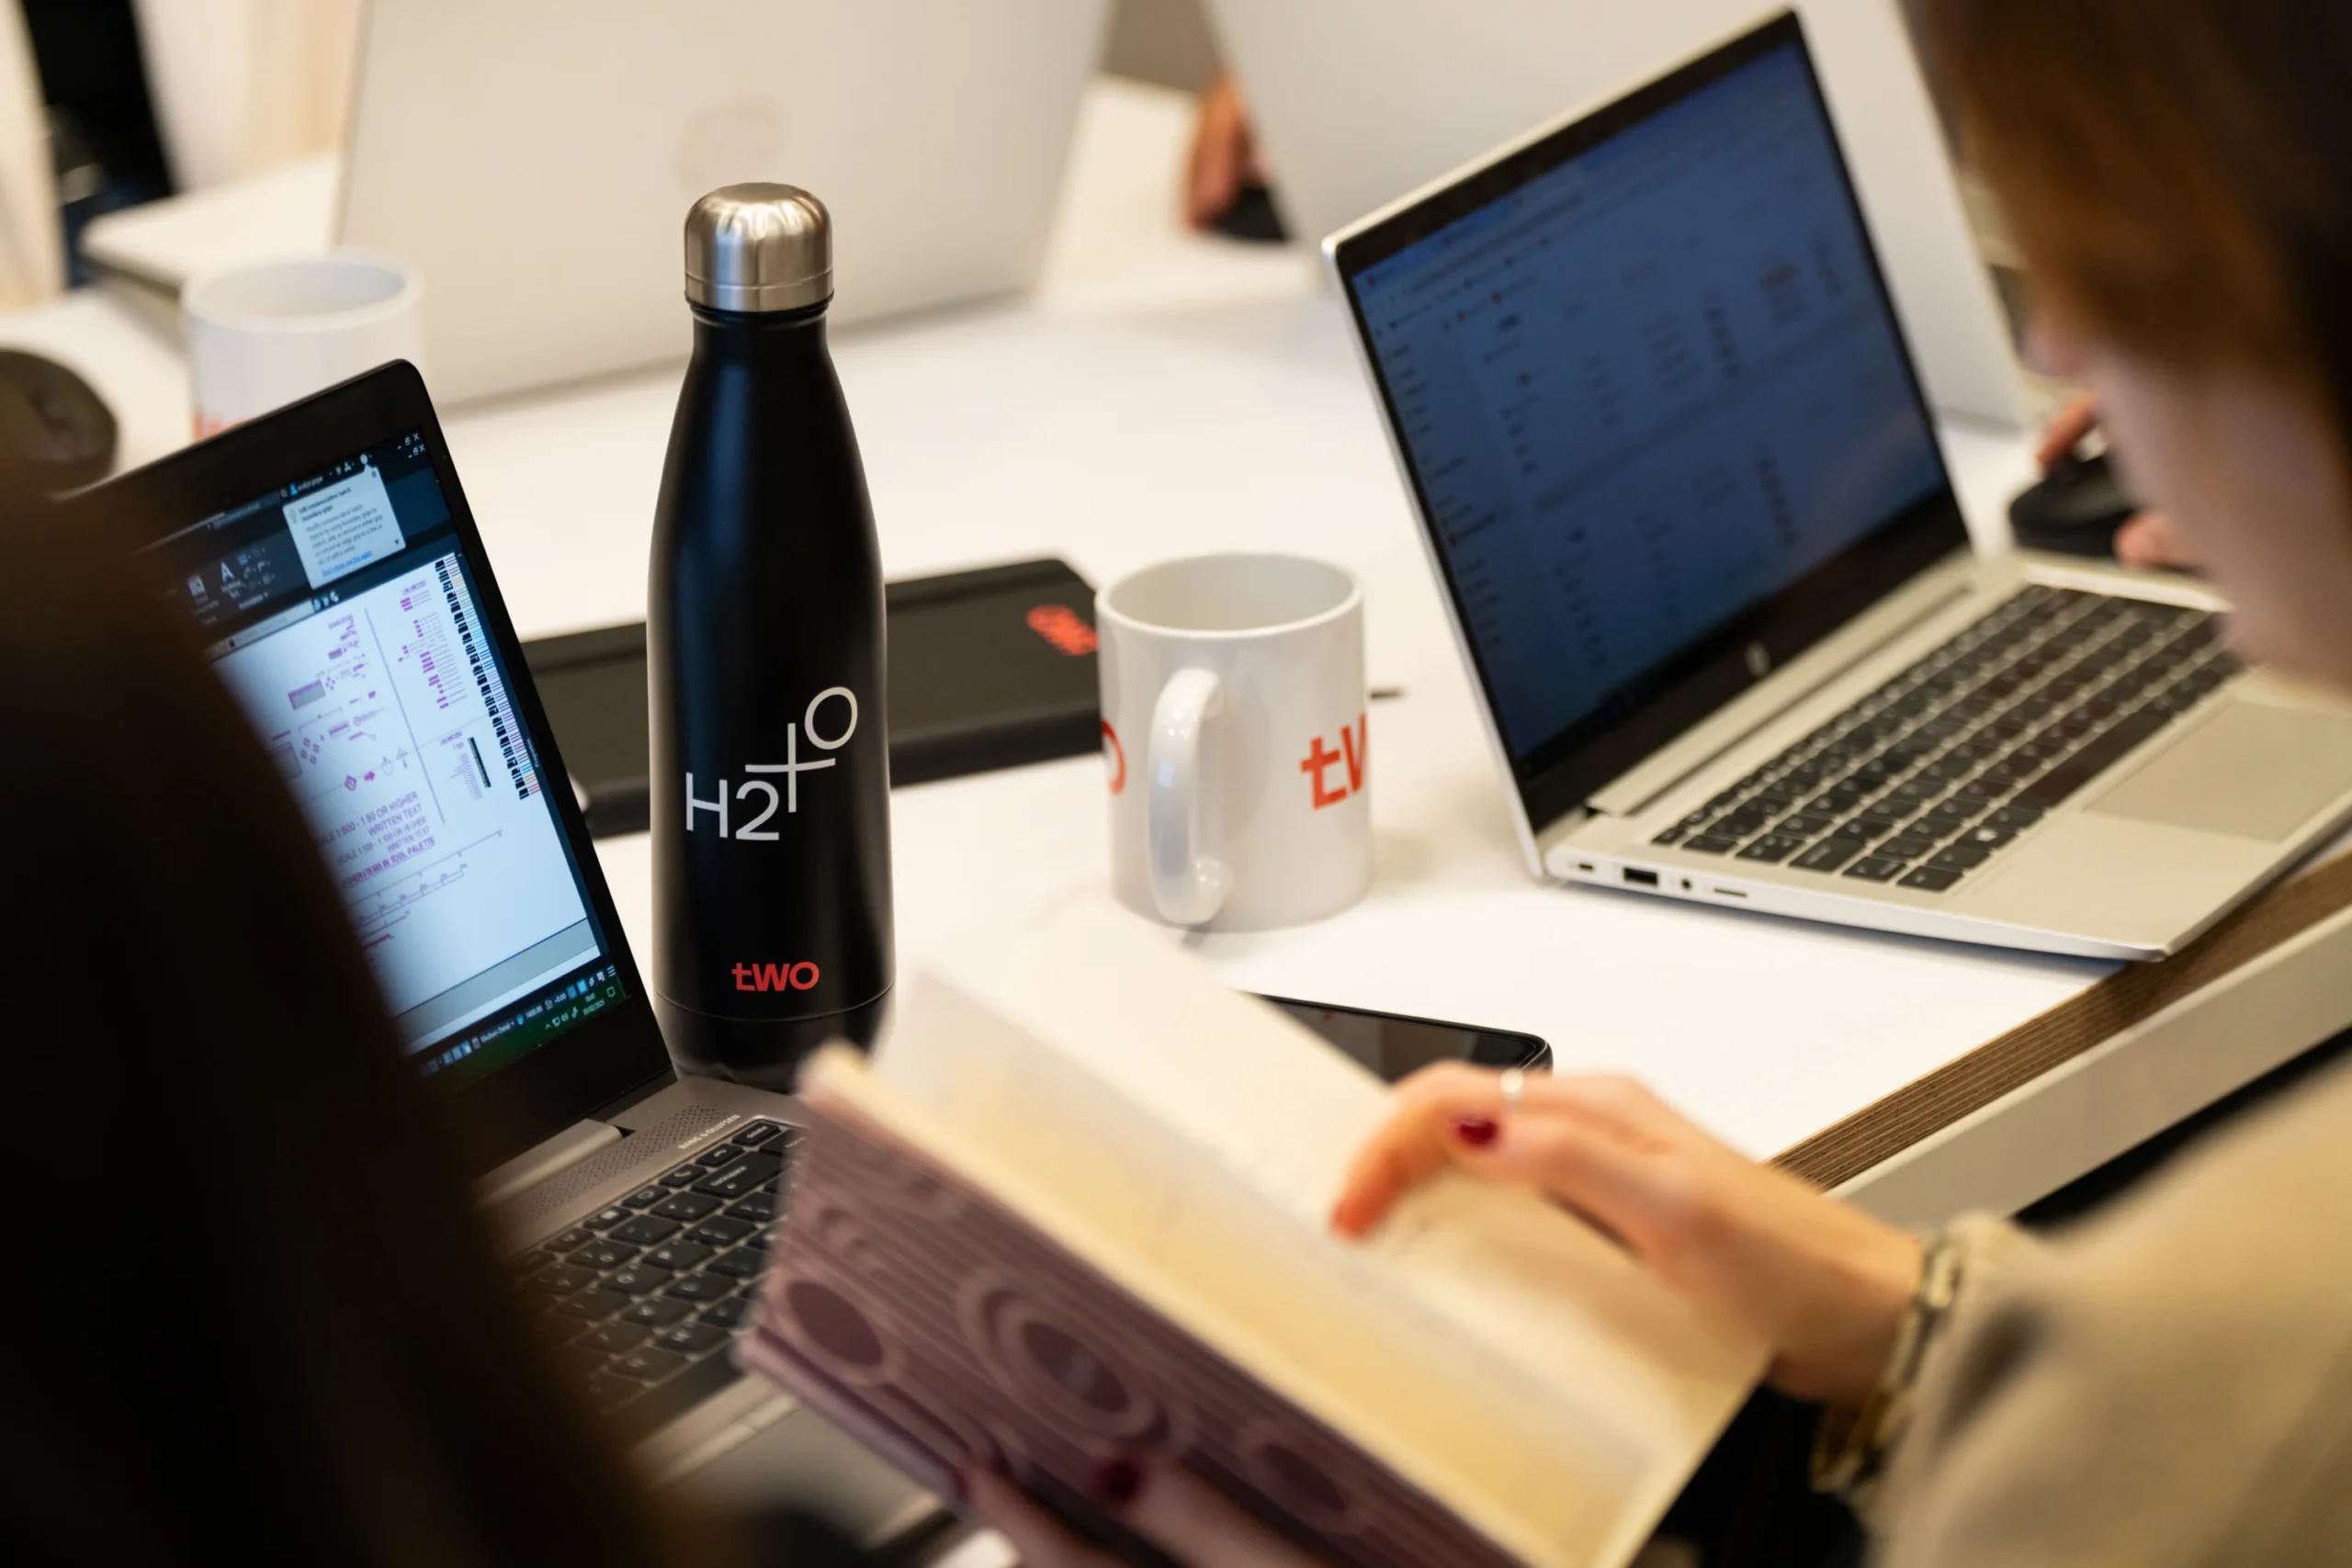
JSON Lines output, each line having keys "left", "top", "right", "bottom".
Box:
{"left": 143, "top": 429, "right": 628, "bottom": 1089}
{"left": 1334, "top": 13, "right": 1965, "bottom": 829}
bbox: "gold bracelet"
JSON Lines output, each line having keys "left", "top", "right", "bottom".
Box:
{"left": 1813, "top": 1227, "right": 1966, "bottom": 1497}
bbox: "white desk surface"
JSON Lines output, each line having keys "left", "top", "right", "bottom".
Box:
{"left": 16, "top": 80, "right": 2132, "bottom": 1178}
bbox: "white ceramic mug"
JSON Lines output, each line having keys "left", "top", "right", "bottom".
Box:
{"left": 183, "top": 250, "right": 426, "bottom": 437}
{"left": 1098, "top": 553, "right": 1371, "bottom": 931}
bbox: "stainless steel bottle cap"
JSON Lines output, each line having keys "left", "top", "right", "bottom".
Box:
{"left": 684, "top": 184, "right": 831, "bottom": 313}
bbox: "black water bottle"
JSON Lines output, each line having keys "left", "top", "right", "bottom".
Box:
{"left": 649, "top": 185, "right": 892, "bottom": 1086}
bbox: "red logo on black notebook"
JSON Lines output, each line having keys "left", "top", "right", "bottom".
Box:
{"left": 1025, "top": 604, "right": 1098, "bottom": 657}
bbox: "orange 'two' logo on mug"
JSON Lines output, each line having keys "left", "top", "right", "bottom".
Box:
{"left": 1299, "top": 714, "right": 1367, "bottom": 809}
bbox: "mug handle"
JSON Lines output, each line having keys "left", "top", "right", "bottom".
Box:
{"left": 1148, "top": 667, "right": 1233, "bottom": 926}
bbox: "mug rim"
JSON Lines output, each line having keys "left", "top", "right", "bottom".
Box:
{"left": 1096, "top": 551, "right": 1363, "bottom": 641}
{"left": 182, "top": 247, "right": 425, "bottom": 335}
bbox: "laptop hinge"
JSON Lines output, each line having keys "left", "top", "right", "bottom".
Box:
{"left": 474, "top": 1119, "right": 622, "bottom": 1208}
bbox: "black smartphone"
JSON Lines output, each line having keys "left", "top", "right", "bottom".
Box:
{"left": 1256, "top": 995, "right": 1550, "bottom": 1082}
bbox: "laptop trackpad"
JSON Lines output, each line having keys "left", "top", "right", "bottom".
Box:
{"left": 2088, "top": 700, "right": 2352, "bottom": 841}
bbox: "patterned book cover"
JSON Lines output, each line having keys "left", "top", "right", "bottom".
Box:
{"left": 741, "top": 1087, "right": 1532, "bottom": 1568}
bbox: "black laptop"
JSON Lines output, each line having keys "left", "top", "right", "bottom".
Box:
{"left": 95, "top": 361, "right": 941, "bottom": 1539}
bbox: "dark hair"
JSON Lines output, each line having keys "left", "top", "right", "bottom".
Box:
{"left": 0, "top": 465, "right": 729, "bottom": 1564}
{"left": 1922, "top": 0, "right": 2352, "bottom": 444}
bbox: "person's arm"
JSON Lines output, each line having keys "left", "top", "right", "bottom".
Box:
{"left": 1336, "top": 1061, "right": 2352, "bottom": 1567}
{"left": 1807, "top": 1212, "right": 2044, "bottom": 1513}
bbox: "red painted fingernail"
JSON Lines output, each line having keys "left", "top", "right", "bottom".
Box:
{"left": 1453, "top": 1115, "right": 1500, "bottom": 1148}
{"left": 1091, "top": 1459, "right": 1143, "bottom": 1506}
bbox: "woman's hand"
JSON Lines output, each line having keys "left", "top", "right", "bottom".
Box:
{"left": 967, "top": 1463, "right": 1324, "bottom": 1568}
{"left": 1330, "top": 1066, "right": 1922, "bottom": 1410}
{"left": 2037, "top": 391, "right": 2194, "bottom": 570}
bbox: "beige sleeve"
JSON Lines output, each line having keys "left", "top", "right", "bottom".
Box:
{"left": 1858, "top": 1069, "right": 2352, "bottom": 1568}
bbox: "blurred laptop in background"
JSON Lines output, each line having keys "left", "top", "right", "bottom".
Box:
{"left": 85, "top": 0, "right": 1112, "bottom": 403}
{"left": 1204, "top": 0, "right": 2029, "bottom": 431}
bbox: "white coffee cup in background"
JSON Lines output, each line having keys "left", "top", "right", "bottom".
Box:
{"left": 1098, "top": 553, "right": 1372, "bottom": 931}
{"left": 183, "top": 250, "right": 426, "bottom": 437}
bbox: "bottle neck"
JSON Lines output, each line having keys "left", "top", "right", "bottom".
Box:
{"left": 689, "top": 300, "right": 831, "bottom": 364}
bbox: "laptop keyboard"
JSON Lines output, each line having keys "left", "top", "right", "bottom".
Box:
{"left": 1652, "top": 586, "right": 2240, "bottom": 893}
{"left": 514, "top": 1119, "right": 793, "bottom": 1436}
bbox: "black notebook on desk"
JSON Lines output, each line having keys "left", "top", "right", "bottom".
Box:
{"left": 526, "top": 557, "right": 1100, "bottom": 836}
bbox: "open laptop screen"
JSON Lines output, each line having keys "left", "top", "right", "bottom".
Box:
{"left": 144, "top": 429, "right": 628, "bottom": 1089}
{"left": 1335, "top": 13, "right": 1964, "bottom": 829}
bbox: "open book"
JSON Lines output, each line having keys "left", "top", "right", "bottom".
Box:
{"left": 741, "top": 897, "right": 1763, "bottom": 1567}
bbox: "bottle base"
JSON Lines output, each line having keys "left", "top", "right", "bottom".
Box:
{"left": 654, "top": 988, "right": 892, "bottom": 1091}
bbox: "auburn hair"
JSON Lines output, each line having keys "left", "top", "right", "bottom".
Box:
{"left": 1923, "top": 0, "right": 2352, "bottom": 434}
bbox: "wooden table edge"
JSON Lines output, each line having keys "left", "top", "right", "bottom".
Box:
{"left": 1773, "top": 852, "right": 2352, "bottom": 1190}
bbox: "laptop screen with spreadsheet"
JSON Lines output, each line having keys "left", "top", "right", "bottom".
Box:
{"left": 143, "top": 428, "right": 628, "bottom": 1088}
{"left": 1334, "top": 12, "right": 1965, "bottom": 829}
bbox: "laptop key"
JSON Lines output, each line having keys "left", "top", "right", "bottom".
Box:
{"left": 613, "top": 1347, "right": 688, "bottom": 1383}
{"left": 1841, "top": 856, "right": 1906, "bottom": 884}
{"left": 1928, "top": 842, "right": 1991, "bottom": 872}
{"left": 694, "top": 1145, "right": 743, "bottom": 1168}
{"left": 664, "top": 1272, "right": 733, "bottom": 1303}
{"left": 697, "top": 1297, "right": 752, "bottom": 1330}
{"left": 553, "top": 1289, "right": 630, "bottom": 1322}
{"left": 732, "top": 1122, "right": 785, "bottom": 1147}
{"left": 652, "top": 1192, "right": 721, "bottom": 1222}
{"left": 657, "top": 1322, "right": 731, "bottom": 1357}
{"left": 686, "top": 1215, "right": 756, "bottom": 1247}
{"left": 1791, "top": 839, "right": 1861, "bottom": 873}
{"left": 605, "top": 1265, "right": 673, "bottom": 1297}
{"left": 1736, "top": 834, "right": 1804, "bottom": 864}
{"left": 585, "top": 1207, "right": 633, "bottom": 1231}
{"left": 621, "top": 1297, "right": 694, "bottom": 1328}
{"left": 575, "top": 1322, "right": 650, "bottom": 1355}
{"left": 1954, "top": 822, "right": 2018, "bottom": 852}
{"left": 727, "top": 1192, "right": 777, "bottom": 1224}
{"left": 548, "top": 1227, "right": 595, "bottom": 1252}
{"left": 621, "top": 1186, "right": 666, "bottom": 1210}
{"left": 1901, "top": 812, "right": 1963, "bottom": 843}
{"left": 1775, "top": 812, "right": 1838, "bottom": 840}
{"left": 610, "top": 1215, "right": 680, "bottom": 1246}
{"left": 659, "top": 1168, "right": 702, "bottom": 1188}
{"left": 695, "top": 1152, "right": 783, "bottom": 1199}
{"left": 1898, "top": 865, "right": 1964, "bottom": 892}
{"left": 1878, "top": 835, "right": 1939, "bottom": 863}
{"left": 707, "top": 1247, "right": 768, "bottom": 1280}
{"left": 1716, "top": 806, "right": 1775, "bottom": 838}
{"left": 524, "top": 1264, "right": 597, "bottom": 1297}
{"left": 569, "top": 1239, "right": 637, "bottom": 1271}
{"left": 1651, "top": 825, "right": 1688, "bottom": 847}
{"left": 646, "top": 1240, "right": 713, "bottom": 1272}
{"left": 512, "top": 1250, "right": 558, "bottom": 1277}
{"left": 1682, "top": 834, "right": 1741, "bottom": 854}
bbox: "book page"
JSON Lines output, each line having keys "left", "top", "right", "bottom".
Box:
{"left": 807, "top": 1039, "right": 1627, "bottom": 1565}
{"left": 864, "top": 892, "right": 1764, "bottom": 1565}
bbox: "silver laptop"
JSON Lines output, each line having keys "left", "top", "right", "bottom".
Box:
{"left": 1327, "top": 13, "right": 2352, "bottom": 962}
{"left": 1207, "top": 0, "right": 2028, "bottom": 429}
{"left": 87, "top": 0, "right": 1112, "bottom": 407}
{"left": 106, "top": 363, "right": 945, "bottom": 1547}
